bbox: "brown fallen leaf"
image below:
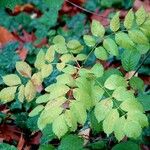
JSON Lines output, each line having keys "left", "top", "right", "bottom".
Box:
{"left": 0, "top": 26, "right": 16, "bottom": 46}
{"left": 17, "top": 134, "right": 25, "bottom": 150}
{"left": 134, "top": 0, "right": 150, "bottom": 12}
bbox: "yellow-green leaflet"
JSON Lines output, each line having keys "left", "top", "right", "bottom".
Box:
{"left": 38, "top": 106, "right": 63, "bottom": 130}
{"left": 110, "top": 12, "right": 120, "bottom": 32}
{"left": 31, "top": 72, "right": 43, "bottom": 87}
{"left": 34, "top": 50, "right": 45, "bottom": 70}
{"left": 60, "top": 54, "right": 74, "bottom": 63}
{"left": 64, "top": 110, "right": 77, "bottom": 132}
{"left": 120, "top": 98, "right": 144, "bottom": 113}
{"left": 91, "top": 20, "right": 105, "bottom": 38}
{"left": 62, "top": 65, "right": 77, "bottom": 75}
{"left": 115, "top": 32, "right": 135, "bottom": 50}
{"left": 0, "top": 86, "right": 17, "bottom": 103}
{"left": 135, "top": 6, "right": 146, "bottom": 25}
{"left": 2, "top": 74, "right": 21, "bottom": 86}
{"left": 45, "top": 45, "right": 55, "bottom": 63}
{"left": 16, "top": 61, "right": 32, "bottom": 78}
{"left": 112, "top": 86, "right": 134, "bottom": 101}
{"left": 104, "top": 74, "right": 127, "bottom": 90}
{"left": 83, "top": 35, "right": 96, "bottom": 47}
{"left": 29, "top": 105, "right": 44, "bottom": 117}
{"left": 123, "top": 120, "right": 142, "bottom": 138}
{"left": 114, "top": 117, "right": 126, "bottom": 141}
{"left": 52, "top": 114, "right": 68, "bottom": 139}
{"left": 67, "top": 40, "right": 83, "bottom": 53}
{"left": 18, "top": 85, "right": 25, "bottom": 102}
{"left": 94, "top": 46, "right": 108, "bottom": 60}
{"left": 103, "top": 109, "right": 119, "bottom": 135}
{"left": 94, "top": 98, "right": 113, "bottom": 122}
{"left": 127, "top": 111, "right": 148, "bottom": 128}
{"left": 128, "top": 29, "right": 149, "bottom": 45}
{"left": 36, "top": 94, "right": 50, "bottom": 104}
{"left": 103, "top": 38, "right": 119, "bottom": 56}
{"left": 56, "top": 62, "right": 66, "bottom": 71}
{"left": 124, "top": 9, "right": 134, "bottom": 29}
{"left": 41, "top": 63, "right": 53, "bottom": 78}
{"left": 53, "top": 35, "right": 65, "bottom": 44}
{"left": 70, "top": 101, "right": 87, "bottom": 125}
{"left": 45, "top": 83, "right": 69, "bottom": 100}
{"left": 25, "top": 80, "right": 36, "bottom": 102}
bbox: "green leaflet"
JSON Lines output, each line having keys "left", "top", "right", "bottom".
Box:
{"left": 129, "top": 77, "right": 144, "bottom": 91}
{"left": 16, "top": 61, "right": 32, "bottom": 78}
{"left": 114, "top": 117, "right": 126, "bottom": 141}
{"left": 103, "top": 38, "right": 118, "bottom": 56}
{"left": 83, "top": 35, "right": 96, "bottom": 47}
{"left": 52, "top": 114, "right": 68, "bottom": 139}
{"left": 0, "top": 143, "right": 17, "bottom": 150}
{"left": 123, "top": 120, "right": 142, "bottom": 138}
{"left": 94, "top": 98, "right": 113, "bottom": 122}
{"left": 112, "top": 141, "right": 140, "bottom": 150}
{"left": 104, "top": 74, "right": 127, "bottom": 90}
{"left": 94, "top": 46, "right": 108, "bottom": 60}
{"left": 39, "top": 144, "right": 55, "bottom": 150}
{"left": 70, "top": 101, "right": 87, "bottom": 125}
{"left": 112, "top": 86, "right": 134, "bottom": 101}
{"left": 140, "top": 20, "right": 150, "bottom": 38}
{"left": 124, "top": 9, "right": 134, "bottom": 29}
{"left": 34, "top": 50, "right": 45, "bottom": 70}
{"left": 121, "top": 49, "right": 141, "bottom": 71}
{"left": 0, "top": 0, "right": 22, "bottom": 10}
{"left": 91, "top": 20, "right": 105, "bottom": 38}
{"left": 29, "top": 105, "right": 44, "bottom": 117}
{"left": 58, "top": 135, "right": 84, "bottom": 150}
{"left": 110, "top": 12, "right": 120, "bottom": 32}
{"left": 2, "top": 74, "right": 21, "bottom": 86}
{"left": 136, "top": 44, "right": 150, "bottom": 54}
{"left": 115, "top": 32, "right": 135, "bottom": 50}
{"left": 128, "top": 29, "right": 149, "bottom": 45}
{"left": 135, "top": 6, "right": 146, "bottom": 25}
{"left": 120, "top": 98, "right": 144, "bottom": 113}
{"left": 0, "top": 86, "right": 17, "bottom": 103}
{"left": 138, "top": 95, "right": 150, "bottom": 111}
{"left": 103, "top": 109, "right": 119, "bottom": 135}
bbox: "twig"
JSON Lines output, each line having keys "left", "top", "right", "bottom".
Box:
{"left": 65, "top": 0, "right": 107, "bottom": 19}
{"left": 132, "top": 50, "right": 150, "bottom": 77}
